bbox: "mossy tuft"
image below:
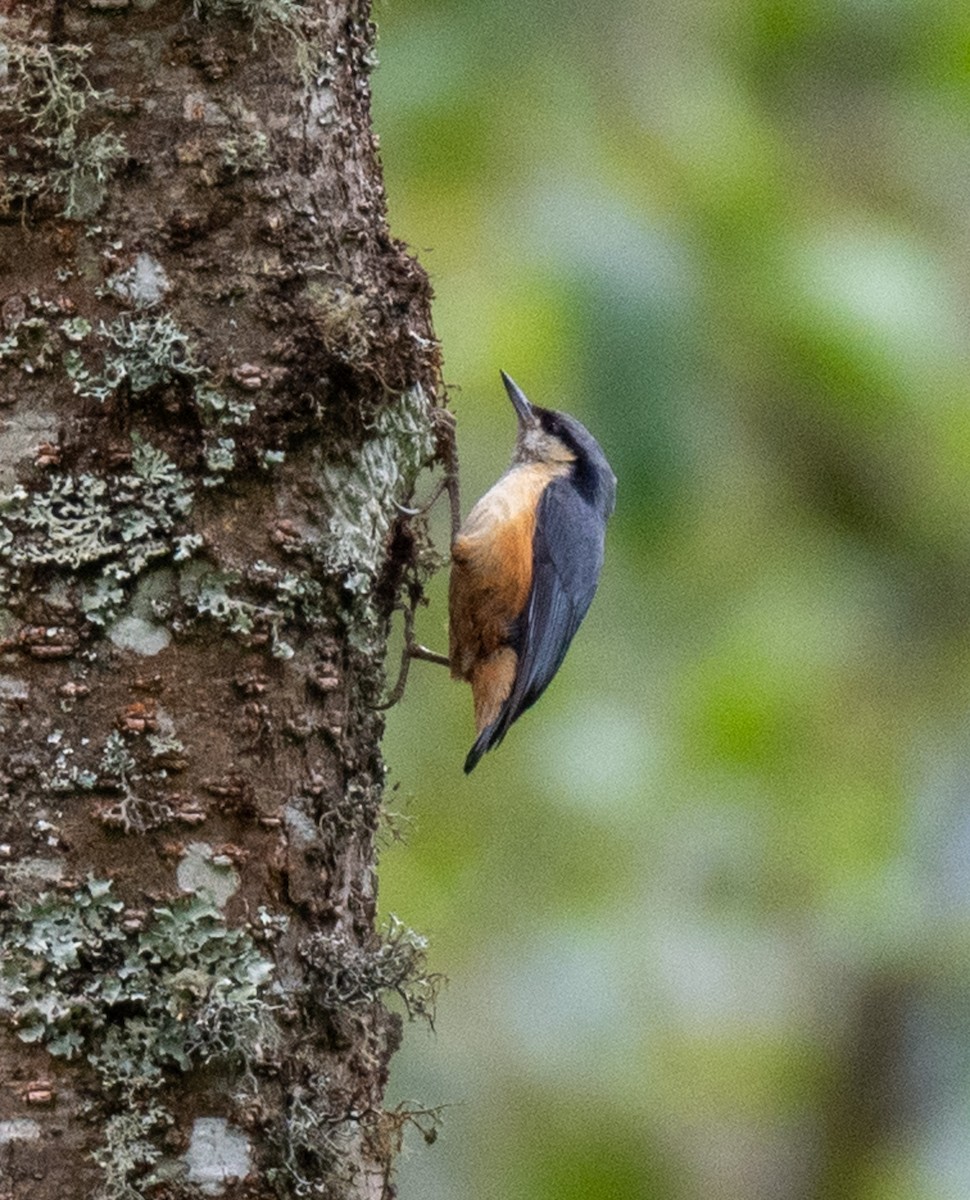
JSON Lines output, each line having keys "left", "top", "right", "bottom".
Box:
{"left": 301, "top": 915, "right": 442, "bottom": 1023}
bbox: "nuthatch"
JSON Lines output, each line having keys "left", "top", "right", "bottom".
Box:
{"left": 450, "top": 373, "right": 616, "bottom": 772}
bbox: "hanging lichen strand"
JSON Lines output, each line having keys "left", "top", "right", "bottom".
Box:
{"left": 0, "top": 2, "right": 444, "bottom": 1197}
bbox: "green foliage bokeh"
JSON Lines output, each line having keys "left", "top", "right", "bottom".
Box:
{"left": 374, "top": 3, "right": 970, "bottom": 1198}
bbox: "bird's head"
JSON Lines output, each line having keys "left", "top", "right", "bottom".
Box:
{"left": 502, "top": 371, "right": 616, "bottom": 515}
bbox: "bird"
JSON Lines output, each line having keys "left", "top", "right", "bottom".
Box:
{"left": 449, "top": 372, "right": 616, "bottom": 773}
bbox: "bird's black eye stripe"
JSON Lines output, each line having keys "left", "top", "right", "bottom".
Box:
{"left": 539, "top": 410, "right": 613, "bottom": 509}
{"left": 537, "top": 411, "right": 577, "bottom": 454}
{"left": 570, "top": 455, "right": 601, "bottom": 505}
{"left": 536, "top": 407, "right": 560, "bottom": 435}
{"left": 541, "top": 418, "right": 597, "bottom": 502}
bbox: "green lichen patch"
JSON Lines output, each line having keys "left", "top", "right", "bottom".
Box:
{"left": 63, "top": 315, "right": 253, "bottom": 489}
{"left": 316, "top": 384, "right": 437, "bottom": 649}
{"left": 0, "top": 315, "right": 59, "bottom": 374}
{"left": 195, "top": 383, "right": 255, "bottom": 429}
{"left": 0, "top": 293, "right": 85, "bottom": 377}
{"left": 0, "top": 436, "right": 192, "bottom": 623}
{"left": 203, "top": 435, "right": 237, "bottom": 482}
{"left": 67, "top": 313, "right": 206, "bottom": 402}
{"left": 173, "top": 557, "right": 329, "bottom": 659}
{"left": 0, "top": 40, "right": 127, "bottom": 220}
{"left": 0, "top": 878, "right": 278, "bottom": 1089}
{"left": 0, "top": 879, "right": 280, "bottom": 1197}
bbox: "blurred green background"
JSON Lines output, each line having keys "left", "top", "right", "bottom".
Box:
{"left": 372, "top": 2, "right": 970, "bottom": 1198}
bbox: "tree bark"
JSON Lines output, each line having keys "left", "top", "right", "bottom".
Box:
{"left": 0, "top": 3, "right": 443, "bottom": 1197}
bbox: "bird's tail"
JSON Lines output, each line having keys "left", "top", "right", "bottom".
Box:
{"left": 464, "top": 724, "right": 498, "bottom": 774}
{"left": 464, "top": 715, "right": 514, "bottom": 774}
{"left": 463, "top": 733, "right": 489, "bottom": 774}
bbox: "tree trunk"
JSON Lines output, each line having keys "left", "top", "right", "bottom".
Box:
{"left": 0, "top": 3, "right": 443, "bottom": 1197}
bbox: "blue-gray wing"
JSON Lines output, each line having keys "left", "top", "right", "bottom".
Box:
{"left": 464, "top": 476, "right": 605, "bottom": 771}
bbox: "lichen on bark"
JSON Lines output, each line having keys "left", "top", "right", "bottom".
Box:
{"left": 0, "top": 2, "right": 445, "bottom": 1197}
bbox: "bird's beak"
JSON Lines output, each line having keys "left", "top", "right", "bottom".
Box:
{"left": 500, "top": 371, "right": 538, "bottom": 427}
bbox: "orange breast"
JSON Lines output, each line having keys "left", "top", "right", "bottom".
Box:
{"left": 449, "top": 462, "right": 563, "bottom": 731}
